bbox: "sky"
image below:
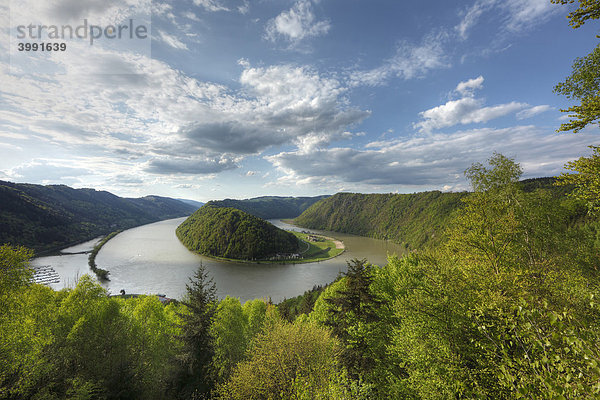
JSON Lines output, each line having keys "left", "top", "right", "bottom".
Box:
{"left": 0, "top": 0, "right": 598, "bottom": 202}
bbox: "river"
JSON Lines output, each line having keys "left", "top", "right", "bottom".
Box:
{"left": 32, "top": 218, "right": 406, "bottom": 302}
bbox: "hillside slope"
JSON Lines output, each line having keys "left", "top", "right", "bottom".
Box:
{"left": 294, "top": 178, "right": 573, "bottom": 250}
{"left": 0, "top": 181, "right": 197, "bottom": 253}
{"left": 176, "top": 205, "right": 300, "bottom": 260}
{"left": 294, "top": 191, "right": 469, "bottom": 250}
{"left": 205, "top": 195, "right": 329, "bottom": 219}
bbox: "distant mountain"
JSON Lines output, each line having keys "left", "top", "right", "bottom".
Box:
{"left": 206, "top": 195, "right": 329, "bottom": 219}
{"left": 176, "top": 205, "right": 299, "bottom": 260}
{"left": 0, "top": 181, "right": 197, "bottom": 254}
{"left": 175, "top": 198, "right": 205, "bottom": 209}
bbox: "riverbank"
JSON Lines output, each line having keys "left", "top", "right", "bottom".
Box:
{"left": 291, "top": 232, "right": 345, "bottom": 262}
{"left": 88, "top": 231, "right": 121, "bottom": 280}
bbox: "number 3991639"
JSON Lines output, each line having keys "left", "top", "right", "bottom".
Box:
{"left": 17, "top": 42, "right": 67, "bottom": 51}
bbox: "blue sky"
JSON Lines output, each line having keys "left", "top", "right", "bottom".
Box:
{"left": 1, "top": 0, "right": 598, "bottom": 201}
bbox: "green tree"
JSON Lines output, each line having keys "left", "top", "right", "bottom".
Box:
{"left": 552, "top": 0, "right": 600, "bottom": 132}
{"left": 174, "top": 264, "right": 217, "bottom": 399}
{"left": 0, "top": 245, "right": 33, "bottom": 303}
{"left": 215, "top": 316, "right": 344, "bottom": 400}
{"left": 552, "top": 0, "right": 600, "bottom": 29}
{"left": 465, "top": 152, "right": 523, "bottom": 192}
{"left": 242, "top": 298, "right": 267, "bottom": 341}
{"left": 556, "top": 145, "right": 600, "bottom": 214}
{"left": 447, "top": 153, "right": 523, "bottom": 275}
{"left": 120, "top": 295, "right": 183, "bottom": 399}
{"left": 210, "top": 296, "right": 247, "bottom": 383}
{"left": 51, "top": 275, "right": 136, "bottom": 399}
{"left": 324, "top": 258, "right": 385, "bottom": 382}
{"left": 554, "top": 44, "right": 600, "bottom": 132}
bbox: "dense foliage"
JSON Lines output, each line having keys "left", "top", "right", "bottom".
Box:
{"left": 278, "top": 284, "right": 326, "bottom": 322}
{"left": 205, "top": 195, "right": 329, "bottom": 219}
{"left": 552, "top": 0, "right": 600, "bottom": 132}
{"left": 176, "top": 205, "right": 300, "bottom": 260}
{"left": 0, "top": 181, "right": 197, "bottom": 254}
{"left": 557, "top": 145, "right": 600, "bottom": 214}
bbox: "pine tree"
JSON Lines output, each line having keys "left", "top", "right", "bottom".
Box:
{"left": 174, "top": 263, "right": 217, "bottom": 399}
{"left": 325, "top": 258, "right": 383, "bottom": 380}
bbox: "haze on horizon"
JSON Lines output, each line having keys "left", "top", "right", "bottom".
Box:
{"left": 1, "top": 0, "right": 598, "bottom": 202}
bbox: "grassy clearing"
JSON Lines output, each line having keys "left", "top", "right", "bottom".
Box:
{"left": 291, "top": 231, "right": 345, "bottom": 262}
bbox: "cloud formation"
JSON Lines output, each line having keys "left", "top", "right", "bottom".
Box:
{"left": 415, "top": 98, "right": 527, "bottom": 133}
{"left": 348, "top": 32, "right": 449, "bottom": 87}
{"left": 456, "top": 0, "right": 561, "bottom": 39}
{"left": 414, "top": 76, "right": 534, "bottom": 133}
{"left": 267, "top": 126, "right": 597, "bottom": 189}
{"left": 157, "top": 30, "right": 188, "bottom": 50}
{"left": 145, "top": 156, "right": 238, "bottom": 175}
{"left": 0, "top": 36, "right": 368, "bottom": 177}
{"left": 193, "top": 0, "right": 248, "bottom": 14}
{"left": 264, "top": 0, "right": 330, "bottom": 44}
{"left": 516, "top": 105, "right": 552, "bottom": 120}
{"left": 455, "top": 75, "right": 484, "bottom": 96}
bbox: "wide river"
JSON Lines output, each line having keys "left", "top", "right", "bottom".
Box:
{"left": 32, "top": 218, "right": 405, "bottom": 302}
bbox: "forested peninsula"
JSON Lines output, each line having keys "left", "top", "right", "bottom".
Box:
{"left": 176, "top": 205, "right": 300, "bottom": 260}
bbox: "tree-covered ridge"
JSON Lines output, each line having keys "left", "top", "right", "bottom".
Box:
{"left": 176, "top": 205, "right": 300, "bottom": 260}
{"left": 0, "top": 181, "right": 197, "bottom": 254}
{"left": 294, "top": 190, "right": 468, "bottom": 249}
{"left": 205, "top": 195, "right": 329, "bottom": 219}
{"left": 294, "top": 178, "right": 574, "bottom": 250}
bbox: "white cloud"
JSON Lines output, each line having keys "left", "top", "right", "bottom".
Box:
{"left": 349, "top": 32, "right": 449, "bottom": 87}
{"left": 456, "top": 0, "right": 561, "bottom": 40}
{"left": 9, "top": 0, "right": 153, "bottom": 26}
{"left": 237, "top": 1, "right": 249, "bottom": 15}
{"left": 456, "top": 0, "right": 493, "bottom": 39}
{"left": 267, "top": 126, "right": 597, "bottom": 188}
{"left": 516, "top": 104, "right": 552, "bottom": 120}
{"left": 415, "top": 97, "right": 527, "bottom": 133}
{"left": 182, "top": 11, "right": 202, "bottom": 22}
{"left": 264, "top": 0, "right": 330, "bottom": 44}
{"left": 237, "top": 64, "right": 369, "bottom": 152}
{"left": 4, "top": 159, "right": 94, "bottom": 185}
{"left": 192, "top": 0, "right": 249, "bottom": 13}
{"left": 502, "top": 0, "right": 561, "bottom": 33}
{"left": 193, "top": 0, "right": 230, "bottom": 12}
{"left": 455, "top": 75, "right": 484, "bottom": 97}
{"left": 157, "top": 30, "right": 188, "bottom": 50}
{"left": 0, "top": 142, "right": 22, "bottom": 151}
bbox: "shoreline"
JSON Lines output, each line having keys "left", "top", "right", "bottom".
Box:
{"left": 88, "top": 230, "right": 122, "bottom": 280}
{"left": 178, "top": 231, "right": 346, "bottom": 265}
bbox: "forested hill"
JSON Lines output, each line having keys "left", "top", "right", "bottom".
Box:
{"left": 293, "top": 178, "right": 569, "bottom": 250}
{"left": 205, "top": 195, "right": 329, "bottom": 219}
{"left": 294, "top": 191, "right": 468, "bottom": 250}
{"left": 176, "top": 205, "right": 300, "bottom": 260}
{"left": 0, "top": 180, "right": 197, "bottom": 253}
